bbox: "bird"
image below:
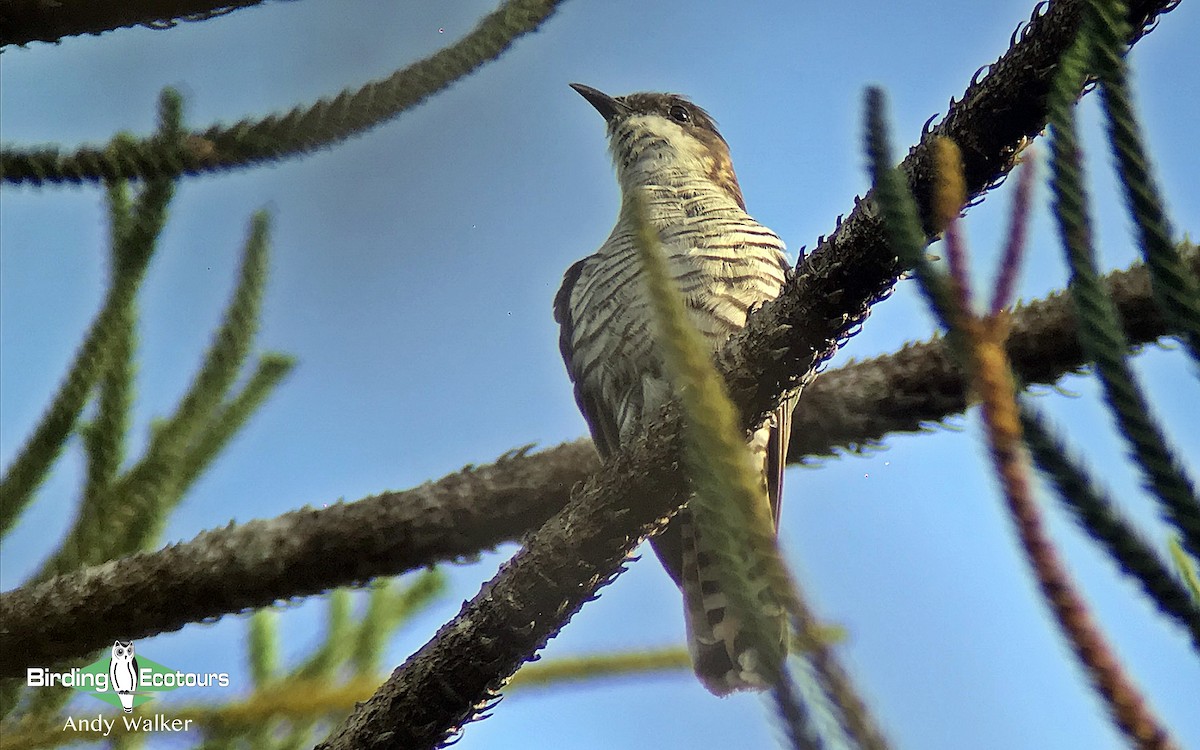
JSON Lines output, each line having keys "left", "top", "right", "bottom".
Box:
{"left": 554, "top": 83, "right": 795, "bottom": 695}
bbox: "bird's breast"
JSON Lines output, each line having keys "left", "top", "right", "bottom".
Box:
{"left": 566, "top": 187, "right": 787, "bottom": 440}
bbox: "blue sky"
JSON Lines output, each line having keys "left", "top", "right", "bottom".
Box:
{"left": 2, "top": 1, "right": 1198, "bottom": 748}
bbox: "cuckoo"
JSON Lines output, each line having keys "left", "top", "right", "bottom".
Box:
{"left": 555, "top": 84, "right": 796, "bottom": 695}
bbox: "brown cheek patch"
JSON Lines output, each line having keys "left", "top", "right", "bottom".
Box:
{"left": 696, "top": 130, "right": 746, "bottom": 210}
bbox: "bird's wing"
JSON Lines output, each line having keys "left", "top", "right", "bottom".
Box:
{"left": 767, "top": 393, "right": 798, "bottom": 528}
{"left": 765, "top": 255, "right": 800, "bottom": 528}
{"left": 554, "top": 256, "right": 620, "bottom": 458}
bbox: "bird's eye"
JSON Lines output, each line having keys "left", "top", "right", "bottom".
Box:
{"left": 668, "top": 104, "right": 691, "bottom": 123}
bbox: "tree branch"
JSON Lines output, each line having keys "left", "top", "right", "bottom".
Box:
{"left": 0, "top": 0, "right": 1182, "bottom": 731}
{"left": 1, "top": 241, "right": 1191, "bottom": 679}
{"left": 0, "top": 441, "right": 592, "bottom": 676}
{"left": 313, "top": 1, "right": 1180, "bottom": 748}
{"left": 0, "top": 0, "right": 270, "bottom": 47}
{"left": 0, "top": 0, "right": 568, "bottom": 184}
{"left": 789, "top": 241, "right": 1197, "bottom": 460}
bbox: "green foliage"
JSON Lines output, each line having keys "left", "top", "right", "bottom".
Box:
{"left": 198, "top": 570, "right": 451, "bottom": 750}
{"left": 862, "top": 89, "right": 959, "bottom": 332}
{"left": 630, "top": 194, "right": 878, "bottom": 750}
{"left": 248, "top": 610, "right": 280, "bottom": 688}
{"left": 0, "top": 572, "right": 453, "bottom": 750}
{"left": 351, "top": 568, "right": 446, "bottom": 676}
{"left": 2, "top": 2, "right": 1195, "bottom": 749}
{"left": 1047, "top": 3, "right": 1200, "bottom": 564}
{"left": 1084, "top": 0, "right": 1200, "bottom": 364}
{"left": 865, "top": 0, "right": 1200, "bottom": 739}
{"left": 864, "top": 5, "right": 1200, "bottom": 656}
{"left": 116, "top": 211, "right": 273, "bottom": 552}
{"left": 177, "top": 353, "right": 297, "bottom": 495}
{"left": 0, "top": 41, "right": 708, "bottom": 750}
{"left": 0, "top": 0, "right": 569, "bottom": 185}
{"left": 0, "top": 88, "right": 296, "bottom": 727}
{"left": 0, "top": 92, "right": 179, "bottom": 537}
{"left": 628, "top": 194, "right": 790, "bottom": 681}
{"left": 1020, "top": 406, "right": 1200, "bottom": 651}
{"left": 1169, "top": 537, "right": 1200, "bottom": 606}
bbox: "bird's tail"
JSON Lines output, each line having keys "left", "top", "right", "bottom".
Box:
{"left": 678, "top": 512, "right": 788, "bottom": 695}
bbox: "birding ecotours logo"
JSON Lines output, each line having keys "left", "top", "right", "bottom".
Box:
{"left": 26, "top": 639, "right": 231, "bottom": 712}
{"left": 108, "top": 640, "right": 140, "bottom": 712}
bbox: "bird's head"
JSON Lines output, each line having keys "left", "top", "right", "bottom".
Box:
{"left": 570, "top": 83, "right": 745, "bottom": 209}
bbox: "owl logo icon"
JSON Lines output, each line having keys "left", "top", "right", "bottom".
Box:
{"left": 108, "top": 640, "right": 140, "bottom": 713}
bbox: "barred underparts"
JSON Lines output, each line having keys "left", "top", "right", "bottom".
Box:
{"left": 555, "top": 85, "right": 796, "bottom": 695}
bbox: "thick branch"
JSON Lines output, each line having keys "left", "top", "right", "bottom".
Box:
{"left": 1, "top": 0, "right": 568, "bottom": 184}
{"left": 1, "top": 242, "right": 1189, "bottom": 679}
{"left": 315, "top": 2, "right": 1180, "bottom": 748}
{"left": 788, "top": 241, "right": 1197, "bottom": 459}
{"left": 0, "top": 0, "right": 266, "bottom": 47}
{"left": 0, "top": 0, "right": 1181, "bottom": 722}
{"left": 0, "top": 442, "right": 594, "bottom": 676}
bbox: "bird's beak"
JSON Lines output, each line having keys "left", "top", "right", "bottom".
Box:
{"left": 570, "top": 83, "right": 627, "bottom": 122}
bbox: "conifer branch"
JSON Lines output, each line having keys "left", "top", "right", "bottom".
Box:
{"left": 1020, "top": 406, "right": 1200, "bottom": 652}
{"left": 0, "top": 0, "right": 267, "bottom": 47}
{"left": 0, "top": 0, "right": 568, "bottom": 185}
{"left": 0, "top": 92, "right": 181, "bottom": 538}
{"left": 0, "top": 6, "right": 1185, "bottom": 743}
{"left": 317, "top": 2, "right": 1181, "bottom": 747}
{"left": 0, "top": 243, "right": 1191, "bottom": 678}
{"left": 111, "top": 211, "right": 271, "bottom": 552}
{"left": 789, "top": 240, "right": 1197, "bottom": 460}
{"left": 1047, "top": 14, "right": 1200, "bottom": 563}
{"left": 631, "top": 194, "right": 825, "bottom": 748}
{"left": 0, "top": 441, "right": 594, "bottom": 677}
{"left": 176, "top": 352, "right": 296, "bottom": 494}
{"left": 868, "top": 96, "right": 1179, "bottom": 747}
{"left": 1086, "top": 0, "right": 1200, "bottom": 363}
